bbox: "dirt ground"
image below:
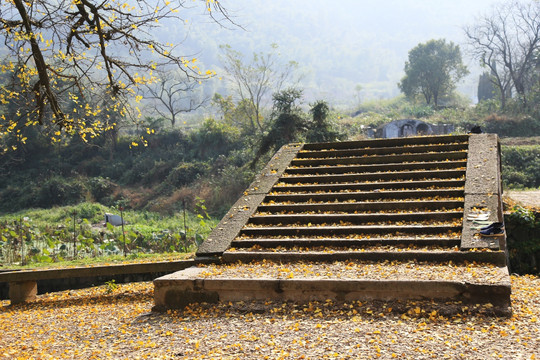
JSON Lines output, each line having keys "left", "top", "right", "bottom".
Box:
{"left": 505, "top": 190, "right": 540, "bottom": 209}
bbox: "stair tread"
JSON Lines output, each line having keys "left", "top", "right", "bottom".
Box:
{"left": 233, "top": 236, "right": 462, "bottom": 242}
{"left": 195, "top": 260, "right": 508, "bottom": 285}
{"left": 301, "top": 135, "right": 469, "bottom": 151}
{"left": 243, "top": 224, "right": 461, "bottom": 230}
{"left": 288, "top": 160, "right": 467, "bottom": 171}
{"left": 251, "top": 211, "right": 463, "bottom": 218}
{"left": 227, "top": 246, "right": 463, "bottom": 253}
{"left": 272, "top": 179, "right": 465, "bottom": 191}
{"left": 222, "top": 250, "right": 506, "bottom": 266}
{"left": 282, "top": 168, "right": 465, "bottom": 178}
{"left": 298, "top": 146, "right": 468, "bottom": 158}
{"left": 267, "top": 189, "right": 463, "bottom": 196}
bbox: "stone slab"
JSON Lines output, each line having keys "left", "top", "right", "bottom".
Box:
{"left": 0, "top": 260, "right": 196, "bottom": 283}
{"left": 461, "top": 194, "right": 504, "bottom": 250}
{"left": 196, "top": 143, "right": 302, "bottom": 256}
{"left": 153, "top": 266, "right": 511, "bottom": 312}
{"left": 462, "top": 134, "right": 506, "bottom": 251}
{"left": 464, "top": 134, "right": 501, "bottom": 196}
{"left": 8, "top": 280, "right": 37, "bottom": 304}
{"left": 221, "top": 250, "right": 507, "bottom": 266}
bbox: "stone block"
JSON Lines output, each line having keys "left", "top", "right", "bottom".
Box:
{"left": 9, "top": 280, "right": 37, "bottom": 304}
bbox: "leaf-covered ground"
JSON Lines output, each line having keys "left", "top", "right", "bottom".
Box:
{"left": 1, "top": 275, "right": 538, "bottom": 359}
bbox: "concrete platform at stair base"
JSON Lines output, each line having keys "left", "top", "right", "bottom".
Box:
{"left": 153, "top": 267, "right": 512, "bottom": 313}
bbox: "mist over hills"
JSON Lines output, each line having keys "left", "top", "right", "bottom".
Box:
{"left": 159, "top": 0, "right": 502, "bottom": 109}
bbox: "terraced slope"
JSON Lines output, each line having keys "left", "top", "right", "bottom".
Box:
{"left": 154, "top": 135, "right": 511, "bottom": 313}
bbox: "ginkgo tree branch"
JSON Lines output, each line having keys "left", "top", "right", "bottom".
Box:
{"left": 12, "top": 0, "right": 65, "bottom": 125}
{"left": 0, "top": 0, "right": 231, "bottom": 152}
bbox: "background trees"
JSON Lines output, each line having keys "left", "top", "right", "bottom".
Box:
{"left": 219, "top": 43, "right": 299, "bottom": 135}
{"left": 143, "top": 70, "right": 208, "bottom": 128}
{"left": 398, "top": 39, "right": 469, "bottom": 107}
{"left": 465, "top": 0, "right": 540, "bottom": 109}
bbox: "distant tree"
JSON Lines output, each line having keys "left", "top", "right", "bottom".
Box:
{"left": 398, "top": 39, "right": 469, "bottom": 107}
{"left": 305, "top": 100, "right": 345, "bottom": 143}
{"left": 144, "top": 70, "right": 209, "bottom": 128}
{"left": 0, "top": 0, "right": 230, "bottom": 152}
{"left": 354, "top": 84, "right": 363, "bottom": 106}
{"left": 465, "top": 0, "right": 540, "bottom": 109}
{"left": 212, "top": 93, "right": 254, "bottom": 136}
{"left": 254, "top": 88, "right": 305, "bottom": 163}
{"left": 220, "top": 43, "right": 299, "bottom": 134}
{"left": 478, "top": 71, "right": 497, "bottom": 103}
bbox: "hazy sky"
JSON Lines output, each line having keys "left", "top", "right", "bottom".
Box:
{"left": 181, "top": 0, "right": 509, "bottom": 104}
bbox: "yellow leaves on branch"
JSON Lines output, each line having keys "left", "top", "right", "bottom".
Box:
{"left": 0, "top": 0, "right": 222, "bottom": 153}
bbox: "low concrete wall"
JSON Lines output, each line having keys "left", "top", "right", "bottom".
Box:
{"left": 0, "top": 271, "right": 166, "bottom": 300}
{"left": 0, "top": 260, "right": 196, "bottom": 301}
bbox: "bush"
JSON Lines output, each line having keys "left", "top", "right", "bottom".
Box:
{"left": 403, "top": 104, "right": 435, "bottom": 118}
{"left": 165, "top": 162, "right": 210, "bottom": 188}
{"left": 88, "top": 177, "right": 115, "bottom": 202}
{"left": 484, "top": 114, "right": 540, "bottom": 137}
{"left": 36, "top": 177, "right": 85, "bottom": 208}
{"left": 506, "top": 206, "right": 540, "bottom": 275}
{"left": 75, "top": 202, "right": 105, "bottom": 222}
{"left": 502, "top": 146, "right": 540, "bottom": 189}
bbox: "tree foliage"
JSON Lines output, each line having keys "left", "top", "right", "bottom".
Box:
{"left": 254, "top": 87, "right": 305, "bottom": 163}
{"left": 0, "top": 0, "right": 228, "bottom": 152}
{"left": 465, "top": 0, "right": 540, "bottom": 109}
{"left": 220, "top": 43, "right": 298, "bottom": 134}
{"left": 398, "top": 39, "right": 468, "bottom": 107}
{"left": 477, "top": 71, "right": 497, "bottom": 103}
{"left": 305, "top": 100, "right": 345, "bottom": 143}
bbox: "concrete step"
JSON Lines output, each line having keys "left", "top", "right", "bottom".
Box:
{"left": 154, "top": 260, "right": 511, "bottom": 312}
{"left": 279, "top": 169, "right": 466, "bottom": 184}
{"left": 264, "top": 189, "right": 464, "bottom": 204}
{"left": 298, "top": 142, "right": 468, "bottom": 158}
{"left": 256, "top": 200, "right": 465, "bottom": 214}
{"left": 240, "top": 224, "right": 462, "bottom": 237}
{"left": 294, "top": 151, "right": 467, "bottom": 165}
{"left": 301, "top": 135, "right": 469, "bottom": 151}
{"left": 247, "top": 211, "right": 463, "bottom": 226}
{"left": 271, "top": 179, "right": 465, "bottom": 193}
{"left": 222, "top": 250, "right": 507, "bottom": 266}
{"left": 286, "top": 160, "right": 466, "bottom": 176}
{"left": 231, "top": 237, "right": 462, "bottom": 248}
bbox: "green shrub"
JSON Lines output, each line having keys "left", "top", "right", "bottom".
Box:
{"left": 505, "top": 206, "right": 540, "bottom": 275}
{"left": 88, "top": 177, "right": 115, "bottom": 202}
{"left": 402, "top": 104, "right": 435, "bottom": 118}
{"left": 75, "top": 202, "right": 106, "bottom": 223}
{"left": 36, "top": 177, "right": 84, "bottom": 208}
{"left": 140, "top": 160, "right": 176, "bottom": 186}
{"left": 165, "top": 162, "right": 210, "bottom": 188}
{"left": 502, "top": 146, "right": 540, "bottom": 189}
{"left": 484, "top": 114, "right": 540, "bottom": 137}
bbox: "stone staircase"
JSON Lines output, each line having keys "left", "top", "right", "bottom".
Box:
{"left": 154, "top": 135, "right": 511, "bottom": 313}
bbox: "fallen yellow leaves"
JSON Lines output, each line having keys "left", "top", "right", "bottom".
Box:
{"left": 227, "top": 244, "right": 466, "bottom": 254}
{"left": 198, "top": 259, "right": 506, "bottom": 284}
{"left": 2, "top": 274, "right": 537, "bottom": 359}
